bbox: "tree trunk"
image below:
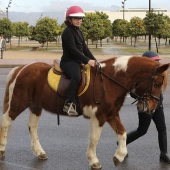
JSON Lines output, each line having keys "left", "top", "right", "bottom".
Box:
{"left": 155, "top": 37, "right": 159, "bottom": 53}
{"left": 131, "top": 36, "right": 132, "bottom": 46}
{"left": 96, "top": 40, "right": 98, "bottom": 48}
{"left": 134, "top": 37, "right": 137, "bottom": 47}
{"left": 100, "top": 39, "right": 102, "bottom": 47}
{"left": 18, "top": 36, "right": 21, "bottom": 47}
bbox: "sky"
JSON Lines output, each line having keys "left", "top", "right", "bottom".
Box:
{"left": 0, "top": 0, "right": 170, "bottom": 13}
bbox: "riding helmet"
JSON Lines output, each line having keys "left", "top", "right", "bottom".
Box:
{"left": 66, "top": 6, "right": 85, "bottom": 17}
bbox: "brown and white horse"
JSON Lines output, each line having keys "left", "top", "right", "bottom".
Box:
{"left": 0, "top": 56, "right": 169, "bottom": 169}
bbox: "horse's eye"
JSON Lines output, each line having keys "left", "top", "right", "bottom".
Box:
{"left": 154, "top": 84, "right": 161, "bottom": 88}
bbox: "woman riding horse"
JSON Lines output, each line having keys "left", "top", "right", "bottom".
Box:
{"left": 60, "top": 6, "right": 96, "bottom": 116}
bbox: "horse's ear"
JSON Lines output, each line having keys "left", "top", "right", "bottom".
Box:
{"left": 156, "top": 63, "right": 170, "bottom": 74}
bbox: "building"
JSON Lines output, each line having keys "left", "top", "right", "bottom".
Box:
{"left": 86, "top": 8, "right": 170, "bottom": 22}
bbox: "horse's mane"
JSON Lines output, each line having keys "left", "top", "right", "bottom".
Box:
{"left": 162, "top": 70, "right": 168, "bottom": 92}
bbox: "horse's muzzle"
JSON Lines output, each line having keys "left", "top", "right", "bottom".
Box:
{"left": 137, "top": 99, "right": 156, "bottom": 115}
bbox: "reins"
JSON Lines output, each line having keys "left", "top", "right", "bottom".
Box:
{"left": 94, "top": 62, "right": 160, "bottom": 104}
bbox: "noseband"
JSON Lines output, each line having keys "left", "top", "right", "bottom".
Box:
{"left": 94, "top": 62, "right": 163, "bottom": 104}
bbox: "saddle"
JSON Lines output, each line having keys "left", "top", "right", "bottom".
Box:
{"left": 51, "top": 59, "right": 89, "bottom": 97}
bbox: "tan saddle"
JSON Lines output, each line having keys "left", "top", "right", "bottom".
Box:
{"left": 53, "top": 60, "right": 87, "bottom": 97}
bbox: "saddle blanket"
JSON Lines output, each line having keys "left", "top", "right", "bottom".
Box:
{"left": 47, "top": 65, "right": 91, "bottom": 96}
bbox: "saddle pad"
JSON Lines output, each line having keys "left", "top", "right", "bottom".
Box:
{"left": 47, "top": 69, "right": 61, "bottom": 92}
{"left": 47, "top": 65, "right": 91, "bottom": 96}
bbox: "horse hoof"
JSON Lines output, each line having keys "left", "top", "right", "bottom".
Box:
{"left": 91, "top": 162, "right": 102, "bottom": 170}
{"left": 0, "top": 151, "right": 5, "bottom": 157}
{"left": 113, "top": 156, "right": 120, "bottom": 167}
{"left": 38, "top": 153, "right": 48, "bottom": 160}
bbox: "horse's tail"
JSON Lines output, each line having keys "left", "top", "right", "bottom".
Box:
{"left": 3, "top": 66, "right": 24, "bottom": 115}
{"left": 0, "top": 66, "right": 23, "bottom": 142}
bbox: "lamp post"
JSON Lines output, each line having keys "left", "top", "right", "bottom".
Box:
{"left": 148, "top": 0, "right": 151, "bottom": 50}
{"left": 6, "top": 0, "right": 12, "bottom": 19}
{"left": 121, "top": 0, "right": 126, "bottom": 19}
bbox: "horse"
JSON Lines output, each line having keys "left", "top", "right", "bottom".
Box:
{"left": 0, "top": 56, "right": 169, "bottom": 170}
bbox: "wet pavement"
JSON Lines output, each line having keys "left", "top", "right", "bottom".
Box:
{"left": 0, "top": 66, "right": 170, "bottom": 170}
{"left": 0, "top": 45, "right": 170, "bottom": 170}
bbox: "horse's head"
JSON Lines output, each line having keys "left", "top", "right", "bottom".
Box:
{"left": 131, "top": 62, "right": 169, "bottom": 115}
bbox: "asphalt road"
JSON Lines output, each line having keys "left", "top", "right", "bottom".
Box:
{"left": 0, "top": 68, "right": 170, "bottom": 170}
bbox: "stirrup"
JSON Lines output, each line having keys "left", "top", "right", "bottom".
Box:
{"left": 63, "top": 102, "right": 78, "bottom": 116}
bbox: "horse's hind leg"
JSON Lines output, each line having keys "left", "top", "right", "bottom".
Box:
{"left": 0, "top": 66, "right": 22, "bottom": 157}
{"left": 0, "top": 111, "right": 13, "bottom": 157}
{"left": 28, "top": 107, "right": 48, "bottom": 160}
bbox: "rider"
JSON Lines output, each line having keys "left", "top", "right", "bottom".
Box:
{"left": 60, "top": 6, "right": 96, "bottom": 116}
{"left": 126, "top": 51, "right": 170, "bottom": 164}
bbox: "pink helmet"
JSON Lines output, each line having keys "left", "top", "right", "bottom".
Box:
{"left": 66, "top": 6, "right": 85, "bottom": 17}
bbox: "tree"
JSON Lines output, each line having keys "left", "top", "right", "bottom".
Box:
{"left": 144, "top": 11, "right": 170, "bottom": 52}
{"left": 13, "top": 22, "right": 29, "bottom": 47}
{"left": 162, "top": 15, "right": 170, "bottom": 45}
{"left": 81, "top": 12, "right": 105, "bottom": 48}
{"left": 0, "top": 18, "right": 13, "bottom": 48}
{"left": 112, "top": 19, "right": 130, "bottom": 43}
{"left": 129, "top": 17, "right": 146, "bottom": 47}
{"left": 34, "top": 17, "right": 59, "bottom": 48}
{"left": 95, "top": 11, "right": 112, "bottom": 46}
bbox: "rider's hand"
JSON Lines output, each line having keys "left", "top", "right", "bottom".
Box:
{"left": 88, "top": 60, "right": 96, "bottom": 67}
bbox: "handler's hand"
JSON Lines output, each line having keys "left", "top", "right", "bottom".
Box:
{"left": 88, "top": 60, "right": 96, "bottom": 67}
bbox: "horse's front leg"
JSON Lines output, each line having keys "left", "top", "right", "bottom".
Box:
{"left": 87, "top": 115, "right": 103, "bottom": 170}
{"left": 28, "top": 111, "right": 48, "bottom": 160}
{"left": 108, "top": 115, "right": 127, "bottom": 167}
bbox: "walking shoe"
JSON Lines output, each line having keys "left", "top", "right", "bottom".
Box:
{"left": 160, "top": 153, "right": 170, "bottom": 164}
{"left": 63, "top": 102, "right": 78, "bottom": 116}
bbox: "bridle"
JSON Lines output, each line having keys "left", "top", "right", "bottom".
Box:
{"left": 130, "top": 65, "right": 163, "bottom": 104}
{"left": 93, "top": 62, "right": 164, "bottom": 105}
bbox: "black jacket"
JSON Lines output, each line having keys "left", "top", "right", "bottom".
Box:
{"left": 61, "top": 25, "right": 96, "bottom": 65}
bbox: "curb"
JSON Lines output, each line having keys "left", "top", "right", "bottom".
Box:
{"left": 0, "top": 64, "right": 24, "bottom": 68}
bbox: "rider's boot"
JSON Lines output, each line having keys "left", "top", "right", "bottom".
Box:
{"left": 63, "top": 79, "right": 79, "bottom": 116}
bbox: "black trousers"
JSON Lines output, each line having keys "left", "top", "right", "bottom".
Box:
{"left": 60, "top": 61, "right": 81, "bottom": 83}
{"left": 127, "top": 107, "right": 167, "bottom": 153}
{"left": 60, "top": 61, "right": 81, "bottom": 103}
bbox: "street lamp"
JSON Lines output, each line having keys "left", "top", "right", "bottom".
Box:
{"left": 148, "top": 0, "right": 151, "bottom": 50}
{"left": 121, "top": 0, "right": 126, "bottom": 19}
{"left": 6, "top": 0, "right": 12, "bottom": 19}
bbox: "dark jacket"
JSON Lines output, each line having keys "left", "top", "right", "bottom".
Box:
{"left": 61, "top": 25, "right": 96, "bottom": 65}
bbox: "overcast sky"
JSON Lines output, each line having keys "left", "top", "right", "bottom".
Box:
{"left": 0, "top": 0, "right": 169, "bottom": 13}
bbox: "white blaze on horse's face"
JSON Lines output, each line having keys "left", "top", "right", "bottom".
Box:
{"left": 137, "top": 100, "right": 149, "bottom": 113}
{"left": 113, "top": 56, "right": 133, "bottom": 73}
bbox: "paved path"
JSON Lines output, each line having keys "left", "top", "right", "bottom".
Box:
{"left": 1, "top": 49, "right": 170, "bottom": 68}
{"left": 0, "top": 50, "right": 114, "bottom": 68}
